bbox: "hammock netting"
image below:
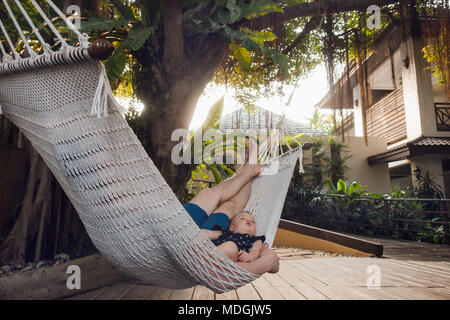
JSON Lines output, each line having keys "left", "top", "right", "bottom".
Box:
{"left": 0, "top": 0, "right": 304, "bottom": 293}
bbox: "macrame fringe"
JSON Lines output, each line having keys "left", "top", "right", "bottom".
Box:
{"left": 91, "top": 62, "right": 125, "bottom": 118}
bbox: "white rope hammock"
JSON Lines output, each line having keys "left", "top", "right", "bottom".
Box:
{"left": 0, "top": 0, "right": 304, "bottom": 293}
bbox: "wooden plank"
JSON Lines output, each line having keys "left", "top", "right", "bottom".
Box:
{"left": 118, "top": 284, "right": 156, "bottom": 300}
{"left": 367, "top": 107, "right": 404, "bottom": 126}
{"left": 331, "top": 258, "right": 434, "bottom": 288}
{"left": 169, "top": 287, "right": 195, "bottom": 300}
{"left": 372, "top": 260, "right": 449, "bottom": 287}
{"left": 367, "top": 101, "right": 405, "bottom": 121}
{"left": 277, "top": 263, "right": 328, "bottom": 300}
{"left": 344, "top": 286, "right": 404, "bottom": 300}
{"left": 367, "top": 103, "right": 405, "bottom": 122}
{"left": 251, "top": 277, "right": 284, "bottom": 300}
{"left": 274, "top": 285, "right": 307, "bottom": 300}
{"left": 390, "top": 259, "right": 450, "bottom": 277}
{"left": 262, "top": 272, "right": 293, "bottom": 287}
{"left": 285, "top": 260, "right": 367, "bottom": 300}
{"left": 295, "top": 258, "right": 417, "bottom": 300}
{"left": 293, "top": 258, "right": 446, "bottom": 300}
{"left": 396, "top": 260, "right": 450, "bottom": 276}
{"left": 145, "top": 286, "right": 173, "bottom": 300}
{"left": 293, "top": 258, "right": 363, "bottom": 287}
{"left": 192, "top": 286, "right": 215, "bottom": 300}
{"left": 386, "top": 286, "right": 447, "bottom": 300}
{"left": 262, "top": 272, "right": 307, "bottom": 300}
{"left": 368, "top": 119, "right": 406, "bottom": 140}
{"left": 235, "top": 283, "right": 261, "bottom": 300}
{"left": 427, "top": 288, "right": 450, "bottom": 299}
{"left": 93, "top": 281, "right": 135, "bottom": 300}
{"left": 323, "top": 258, "right": 409, "bottom": 287}
{"left": 215, "top": 290, "right": 238, "bottom": 300}
{"left": 65, "top": 287, "right": 105, "bottom": 300}
{"left": 384, "top": 261, "right": 450, "bottom": 287}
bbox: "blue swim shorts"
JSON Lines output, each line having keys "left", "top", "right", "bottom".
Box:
{"left": 183, "top": 203, "right": 229, "bottom": 231}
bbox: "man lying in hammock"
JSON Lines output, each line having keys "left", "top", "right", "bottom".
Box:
{"left": 183, "top": 140, "right": 280, "bottom": 275}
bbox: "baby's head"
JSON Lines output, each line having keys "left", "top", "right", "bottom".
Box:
{"left": 229, "top": 211, "right": 257, "bottom": 236}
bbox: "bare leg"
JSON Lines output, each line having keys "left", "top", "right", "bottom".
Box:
{"left": 212, "top": 178, "right": 252, "bottom": 220}
{"left": 189, "top": 164, "right": 261, "bottom": 215}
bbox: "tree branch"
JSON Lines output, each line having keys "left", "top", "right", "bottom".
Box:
{"left": 163, "top": 0, "right": 184, "bottom": 76}
{"left": 240, "top": 0, "right": 400, "bottom": 31}
{"left": 282, "top": 15, "right": 322, "bottom": 54}
{"left": 253, "top": 16, "right": 321, "bottom": 72}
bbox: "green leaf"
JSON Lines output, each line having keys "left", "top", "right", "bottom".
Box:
{"left": 226, "top": 0, "right": 241, "bottom": 23}
{"left": 240, "top": 36, "right": 260, "bottom": 51}
{"left": 348, "top": 183, "right": 355, "bottom": 195}
{"left": 230, "top": 43, "right": 251, "bottom": 72}
{"left": 128, "top": 26, "right": 154, "bottom": 51}
{"left": 337, "top": 179, "right": 346, "bottom": 193}
{"left": 202, "top": 96, "right": 225, "bottom": 131}
{"left": 193, "top": 164, "right": 208, "bottom": 180}
{"left": 183, "top": 1, "right": 209, "bottom": 21}
{"left": 206, "top": 164, "right": 222, "bottom": 184}
{"left": 240, "top": 1, "right": 283, "bottom": 19}
{"left": 105, "top": 42, "right": 127, "bottom": 85}
{"left": 325, "top": 178, "right": 336, "bottom": 193}
{"left": 260, "top": 46, "right": 289, "bottom": 74}
{"left": 111, "top": 0, "right": 135, "bottom": 21}
{"left": 248, "top": 31, "right": 276, "bottom": 45}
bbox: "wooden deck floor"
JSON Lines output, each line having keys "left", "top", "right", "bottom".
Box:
{"left": 67, "top": 257, "right": 450, "bottom": 300}
{"left": 342, "top": 233, "right": 450, "bottom": 262}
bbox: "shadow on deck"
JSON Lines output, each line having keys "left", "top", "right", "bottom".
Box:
{"left": 3, "top": 220, "right": 449, "bottom": 300}
{"left": 66, "top": 230, "right": 450, "bottom": 300}
{"left": 67, "top": 257, "right": 450, "bottom": 300}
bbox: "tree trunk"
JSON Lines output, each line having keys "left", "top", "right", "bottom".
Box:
{"left": 0, "top": 118, "right": 97, "bottom": 265}
{"left": 136, "top": 34, "right": 227, "bottom": 201}
{"left": 0, "top": 148, "right": 40, "bottom": 265}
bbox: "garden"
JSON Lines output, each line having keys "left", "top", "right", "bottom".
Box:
{"left": 282, "top": 138, "right": 450, "bottom": 245}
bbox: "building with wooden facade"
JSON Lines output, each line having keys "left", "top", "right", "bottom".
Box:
{"left": 316, "top": 19, "right": 450, "bottom": 196}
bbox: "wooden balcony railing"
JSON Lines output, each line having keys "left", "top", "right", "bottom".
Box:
{"left": 435, "top": 103, "right": 450, "bottom": 131}
{"left": 366, "top": 88, "right": 406, "bottom": 145}
{"left": 335, "top": 89, "right": 406, "bottom": 145}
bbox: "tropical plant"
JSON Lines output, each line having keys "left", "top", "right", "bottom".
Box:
{"left": 324, "top": 137, "right": 352, "bottom": 186}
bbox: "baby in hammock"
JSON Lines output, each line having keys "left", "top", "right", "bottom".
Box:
{"left": 207, "top": 211, "right": 265, "bottom": 262}
{"left": 183, "top": 139, "right": 279, "bottom": 274}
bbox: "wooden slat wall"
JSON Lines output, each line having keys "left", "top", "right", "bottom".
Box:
{"left": 335, "top": 113, "right": 354, "bottom": 136}
{"left": 366, "top": 88, "right": 406, "bottom": 145}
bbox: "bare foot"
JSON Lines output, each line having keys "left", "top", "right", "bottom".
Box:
{"left": 241, "top": 163, "right": 263, "bottom": 177}
{"left": 260, "top": 243, "right": 280, "bottom": 273}
{"left": 246, "top": 138, "right": 259, "bottom": 164}
{"left": 242, "top": 138, "right": 262, "bottom": 176}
